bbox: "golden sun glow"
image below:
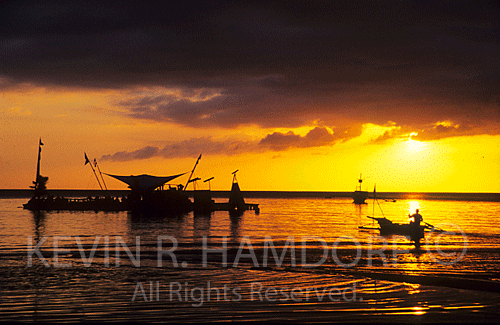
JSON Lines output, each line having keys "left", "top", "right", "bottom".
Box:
{"left": 405, "top": 133, "right": 427, "bottom": 156}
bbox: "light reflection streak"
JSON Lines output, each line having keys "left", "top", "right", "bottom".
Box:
{"left": 408, "top": 200, "right": 420, "bottom": 216}
{"left": 404, "top": 282, "right": 421, "bottom": 295}
{"left": 411, "top": 306, "right": 427, "bottom": 315}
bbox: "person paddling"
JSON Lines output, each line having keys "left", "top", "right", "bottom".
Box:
{"left": 409, "top": 209, "right": 423, "bottom": 249}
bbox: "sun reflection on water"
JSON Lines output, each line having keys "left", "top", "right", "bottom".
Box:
{"left": 408, "top": 200, "right": 421, "bottom": 216}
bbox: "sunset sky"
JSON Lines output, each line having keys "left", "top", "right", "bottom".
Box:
{"left": 0, "top": 1, "right": 499, "bottom": 192}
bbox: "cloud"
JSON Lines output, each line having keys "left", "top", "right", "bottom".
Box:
{"left": 102, "top": 146, "right": 159, "bottom": 161}
{"left": 368, "top": 118, "right": 500, "bottom": 144}
{"left": 258, "top": 131, "right": 302, "bottom": 151}
{"left": 370, "top": 129, "right": 402, "bottom": 145}
{"left": 0, "top": 1, "right": 498, "bottom": 138}
{"left": 411, "top": 121, "right": 492, "bottom": 141}
{"left": 259, "top": 126, "right": 362, "bottom": 150}
{"left": 101, "top": 136, "right": 257, "bottom": 162}
{"left": 102, "top": 126, "right": 353, "bottom": 161}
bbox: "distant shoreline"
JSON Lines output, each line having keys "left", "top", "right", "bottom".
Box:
{"left": 1, "top": 189, "right": 498, "bottom": 202}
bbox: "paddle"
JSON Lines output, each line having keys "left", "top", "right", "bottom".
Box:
{"left": 424, "top": 221, "right": 444, "bottom": 232}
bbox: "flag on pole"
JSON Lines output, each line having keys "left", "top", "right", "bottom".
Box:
{"left": 39, "top": 138, "right": 44, "bottom": 146}
{"left": 84, "top": 152, "right": 90, "bottom": 165}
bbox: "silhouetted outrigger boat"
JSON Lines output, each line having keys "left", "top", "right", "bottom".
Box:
{"left": 353, "top": 174, "right": 368, "bottom": 204}
{"left": 23, "top": 140, "right": 259, "bottom": 215}
{"left": 23, "top": 138, "right": 193, "bottom": 213}
{"left": 358, "top": 187, "right": 444, "bottom": 249}
{"left": 23, "top": 169, "right": 192, "bottom": 214}
{"left": 361, "top": 216, "right": 445, "bottom": 249}
{"left": 366, "top": 216, "right": 425, "bottom": 237}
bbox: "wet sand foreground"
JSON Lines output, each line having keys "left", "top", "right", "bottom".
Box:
{"left": 2, "top": 247, "right": 500, "bottom": 323}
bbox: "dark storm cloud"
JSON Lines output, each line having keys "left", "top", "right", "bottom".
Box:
{"left": 1, "top": 0, "right": 499, "bottom": 138}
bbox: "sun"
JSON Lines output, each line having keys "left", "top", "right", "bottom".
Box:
{"left": 405, "top": 133, "right": 426, "bottom": 156}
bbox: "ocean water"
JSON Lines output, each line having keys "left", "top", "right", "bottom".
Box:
{"left": 1, "top": 195, "right": 500, "bottom": 322}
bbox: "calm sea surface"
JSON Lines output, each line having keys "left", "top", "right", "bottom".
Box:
{"left": 1, "top": 195, "right": 500, "bottom": 322}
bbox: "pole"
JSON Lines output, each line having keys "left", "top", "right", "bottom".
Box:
{"left": 184, "top": 154, "right": 201, "bottom": 191}
{"left": 85, "top": 152, "right": 103, "bottom": 191}
{"left": 94, "top": 159, "right": 108, "bottom": 191}
{"left": 34, "top": 138, "right": 43, "bottom": 190}
{"left": 204, "top": 177, "right": 214, "bottom": 191}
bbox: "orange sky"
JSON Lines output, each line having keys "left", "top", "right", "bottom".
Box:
{"left": 0, "top": 2, "right": 499, "bottom": 192}
{"left": 0, "top": 86, "right": 498, "bottom": 192}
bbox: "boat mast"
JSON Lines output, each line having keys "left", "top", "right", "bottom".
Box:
{"left": 184, "top": 154, "right": 202, "bottom": 191}
{"left": 94, "top": 158, "right": 108, "bottom": 191}
{"left": 34, "top": 138, "right": 43, "bottom": 190}
{"left": 357, "top": 173, "right": 363, "bottom": 191}
{"left": 30, "top": 138, "right": 49, "bottom": 198}
{"left": 85, "top": 152, "right": 103, "bottom": 191}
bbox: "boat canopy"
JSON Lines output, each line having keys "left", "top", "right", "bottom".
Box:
{"left": 104, "top": 173, "right": 186, "bottom": 192}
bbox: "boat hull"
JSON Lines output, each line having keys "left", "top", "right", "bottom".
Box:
{"left": 23, "top": 191, "right": 260, "bottom": 215}
{"left": 23, "top": 190, "right": 193, "bottom": 215}
{"left": 353, "top": 190, "right": 368, "bottom": 204}
{"left": 373, "top": 217, "right": 425, "bottom": 240}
